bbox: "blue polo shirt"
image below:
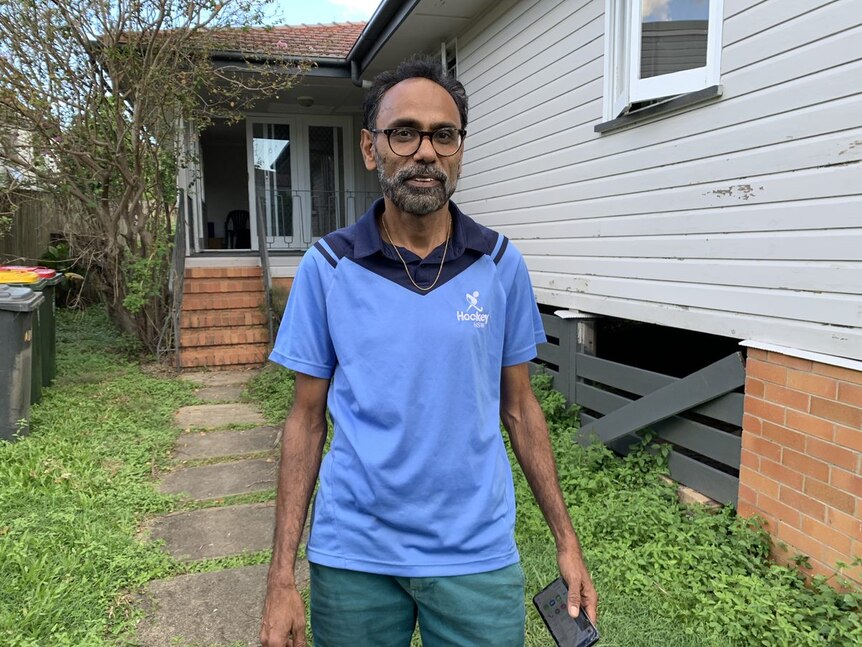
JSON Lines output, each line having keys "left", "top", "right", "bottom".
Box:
{"left": 270, "top": 198, "right": 546, "bottom": 577}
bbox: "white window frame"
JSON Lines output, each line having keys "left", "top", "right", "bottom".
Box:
{"left": 603, "top": 0, "right": 724, "bottom": 121}
{"left": 441, "top": 39, "right": 458, "bottom": 79}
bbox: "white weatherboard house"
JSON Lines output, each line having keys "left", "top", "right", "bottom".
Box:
{"left": 176, "top": 0, "right": 862, "bottom": 585}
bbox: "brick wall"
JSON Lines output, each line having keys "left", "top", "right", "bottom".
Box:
{"left": 738, "top": 348, "right": 862, "bottom": 587}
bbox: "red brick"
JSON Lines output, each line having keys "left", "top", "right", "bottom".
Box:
{"left": 759, "top": 493, "right": 802, "bottom": 528}
{"left": 740, "top": 448, "right": 760, "bottom": 471}
{"left": 745, "top": 396, "right": 786, "bottom": 425}
{"left": 804, "top": 478, "right": 856, "bottom": 514}
{"left": 810, "top": 397, "right": 862, "bottom": 428}
{"left": 826, "top": 508, "right": 862, "bottom": 542}
{"left": 761, "top": 457, "right": 804, "bottom": 490}
{"left": 786, "top": 370, "right": 838, "bottom": 399}
{"left": 806, "top": 437, "right": 857, "bottom": 472}
{"left": 822, "top": 546, "right": 862, "bottom": 587}
{"left": 782, "top": 449, "right": 829, "bottom": 482}
{"left": 779, "top": 485, "right": 826, "bottom": 521}
{"left": 813, "top": 363, "right": 862, "bottom": 386}
{"left": 801, "top": 516, "right": 853, "bottom": 556}
{"left": 743, "top": 433, "right": 782, "bottom": 462}
{"left": 838, "top": 382, "right": 862, "bottom": 408}
{"left": 738, "top": 483, "right": 757, "bottom": 506}
{"left": 747, "top": 348, "right": 768, "bottom": 361}
{"left": 785, "top": 410, "right": 834, "bottom": 441}
{"left": 775, "top": 517, "right": 822, "bottom": 558}
{"left": 736, "top": 500, "right": 759, "bottom": 518}
{"left": 764, "top": 383, "right": 810, "bottom": 412}
{"left": 761, "top": 422, "right": 805, "bottom": 452}
{"left": 834, "top": 425, "right": 862, "bottom": 452}
{"left": 742, "top": 414, "right": 762, "bottom": 435}
{"left": 830, "top": 467, "right": 862, "bottom": 498}
{"left": 767, "top": 352, "right": 813, "bottom": 372}
{"left": 747, "top": 359, "right": 787, "bottom": 385}
{"left": 739, "top": 465, "right": 780, "bottom": 499}
{"left": 745, "top": 377, "right": 765, "bottom": 398}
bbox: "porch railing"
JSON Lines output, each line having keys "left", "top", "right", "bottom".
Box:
{"left": 164, "top": 188, "right": 188, "bottom": 369}
{"left": 255, "top": 189, "right": 380, "bottom": 250}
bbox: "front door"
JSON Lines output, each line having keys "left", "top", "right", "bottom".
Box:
{"left": 248, "top": 117, "right": 353, "bottom": 251}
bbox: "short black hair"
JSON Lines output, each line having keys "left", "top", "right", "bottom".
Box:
{"left": 362, "top": 56, "right": 468, "bottom": 131}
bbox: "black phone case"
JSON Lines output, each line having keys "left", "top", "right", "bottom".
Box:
{"left": 532, "top": 577, "right": 599, "bottom": 647}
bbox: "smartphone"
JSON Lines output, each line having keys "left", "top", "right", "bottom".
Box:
{"left": 532, "top": 577, "right": 599, "bottom": 647}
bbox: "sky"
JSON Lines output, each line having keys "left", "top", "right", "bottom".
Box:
{"left": 269, "top": 0, "right": 381, "bottom": 25}
{"left": 642, "top": 0, "right": 708, "bottom": 23}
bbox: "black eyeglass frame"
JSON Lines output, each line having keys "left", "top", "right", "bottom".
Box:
{"left": 369, "top": 127, "right": 467, "bottom": 157}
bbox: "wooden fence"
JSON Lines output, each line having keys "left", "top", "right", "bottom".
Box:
{"left": 0, "top": 192, "right": 63, "bottom": 263}
{"left": 534, "top": 313, "right": 745, "bottom": 505}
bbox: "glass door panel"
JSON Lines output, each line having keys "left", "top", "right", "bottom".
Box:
{"left": 252, "top": 122, "right": 294, "bottom": 245}
{"left": 307, "top": 125, "right": 346, "bottom": 240}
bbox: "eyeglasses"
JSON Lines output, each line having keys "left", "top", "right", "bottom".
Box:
{"left": 370, "top": 127, "right": 466, "bottom": 157}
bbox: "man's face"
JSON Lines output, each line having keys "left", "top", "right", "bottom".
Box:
{"left": 361, "top": 77, "right": 463, "bottom": 216}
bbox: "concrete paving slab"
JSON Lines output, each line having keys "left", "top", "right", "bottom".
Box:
{"left": 174, "top": 403, "right": 265, "bottom": 430}
{"left": 173, "top": 426, "right": 279, "bottom": 461}
{"left": 159, "top": 459, "right": 277, "bottom": 500}
{"left": 195, "top": 384, "right": 245, "bottom": 402}
{"left": 134, "top": 562, "right": 309, "bottom": 647}
{"left": 180, "top": 370, "right": 259, "bottom": 387}
{"left": 147, "top": 503, "right": 276, "bottom": 561}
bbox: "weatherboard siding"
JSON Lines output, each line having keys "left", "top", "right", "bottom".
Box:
{"left": 452, "top": 0, "right": 862, "bottom": 361}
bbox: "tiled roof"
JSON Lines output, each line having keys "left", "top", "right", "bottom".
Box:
{"left": 211, "top": 22, "right": 366, "bottom": 59}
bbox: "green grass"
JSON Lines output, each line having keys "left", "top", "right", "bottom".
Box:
{"left": 0, "top": 308, "right": 197, "bottom": 646}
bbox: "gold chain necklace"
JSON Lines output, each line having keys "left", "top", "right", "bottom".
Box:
{"left": 380, "top": 213, "right": 451, "bottom": 292}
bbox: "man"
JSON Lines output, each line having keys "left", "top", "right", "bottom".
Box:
{"left": 260, "top": 57, "right": 597, "bottom": 647}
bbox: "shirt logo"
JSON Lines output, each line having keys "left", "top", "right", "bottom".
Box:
{"left": 457, "top": 291, "right": 490, "bottom": 328}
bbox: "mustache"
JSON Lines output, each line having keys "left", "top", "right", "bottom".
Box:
{"left": 393, "top": 165, "right": 448, "bottom": 184}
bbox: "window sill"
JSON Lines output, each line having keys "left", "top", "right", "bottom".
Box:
{"left": 595, "top": 85, "right": 723, "bottom": 134}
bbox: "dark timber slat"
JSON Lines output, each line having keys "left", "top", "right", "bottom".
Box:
{"left": 576, "top": 353, "right": 744, "bottom": 426}
{"left": 536, "top": 341, "right": 563, "bottom": 367}
{"left": 579, "top": 353, "right": 746, "bottom": 444}
{"left": 578, "top": 385, "right": 741, "bottom": 468}
{"left": 540, "top": 313, "right": 567, "bottom": 338}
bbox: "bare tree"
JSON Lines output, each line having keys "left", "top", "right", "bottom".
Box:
{"left": 0, "top": 0, "right": 301, "bottom": 351}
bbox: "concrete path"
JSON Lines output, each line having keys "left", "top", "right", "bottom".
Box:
{"left": 134, "top": 369, "right": 301, "bottom": 647}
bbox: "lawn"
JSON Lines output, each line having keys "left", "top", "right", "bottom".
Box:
{"left": 0, "top": 308, "right": 860, "bottom": 645}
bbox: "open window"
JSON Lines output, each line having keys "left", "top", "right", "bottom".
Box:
{"left": 602, "top": 0, "right": 723, "bottom": 122}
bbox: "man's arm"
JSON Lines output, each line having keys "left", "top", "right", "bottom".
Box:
{"left": 500, "top": 362, "right": 598, "bottom": 624}
{"left": 260, "top": 372, "right": 330, "bottom": 647}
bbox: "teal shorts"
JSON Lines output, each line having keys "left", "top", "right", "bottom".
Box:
{"left": 309, "top": 562, "right": 526, "bottom": 647}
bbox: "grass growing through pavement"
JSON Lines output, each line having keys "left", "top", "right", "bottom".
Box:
{"left": 0, "top": 308, "right": 197, "bottom": 646}
{"left": 245, "top": 365, "right": 862, "bottom": 647}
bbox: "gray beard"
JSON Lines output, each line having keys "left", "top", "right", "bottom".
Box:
{"left": 375, "top": 152, "right": 457, "bottom": 216}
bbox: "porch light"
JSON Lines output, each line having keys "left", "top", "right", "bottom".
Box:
{"left": 297, "top": 96, "right": 314, "bottom": 108}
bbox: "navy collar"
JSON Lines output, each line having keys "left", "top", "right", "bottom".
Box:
{"left": 352, "top": 198, "right": 488, "bottom": 260}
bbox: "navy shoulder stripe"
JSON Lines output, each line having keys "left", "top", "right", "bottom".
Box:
{"left": 492, "top": 236, "right": 509, "bottom": 265}
{"left": 313, "top": 241, "right": 337, "bottom": 268}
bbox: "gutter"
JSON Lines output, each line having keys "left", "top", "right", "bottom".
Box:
{"left": 347, "top": 0, "right": 422, "bottom": 86}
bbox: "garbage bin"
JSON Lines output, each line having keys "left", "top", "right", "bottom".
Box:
{"left": 0, "top": 285, "right": 44, "bottom": 441}
{"left": 0, "top": 269, "right": 45, "bottom": 404}
{"left": 1, "top": 266, "right": 62, "bottom": 386}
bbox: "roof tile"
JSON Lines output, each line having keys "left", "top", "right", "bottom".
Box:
{"left": 211, "top": 22, "right": 366, "bottom": 59}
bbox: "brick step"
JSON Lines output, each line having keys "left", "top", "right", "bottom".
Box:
{"left": 184, "top": 277, "right": 264, "bottom": 294}
{"left": 179, "top": 343, "right": 269, "bottom": 369}
{"left": 182, "top": 292, "right": 265, "bottom": 311}
{"left": 181, "top": 326, "right": 270, "bottom": 348}
{"left": 185, "top": 266, "right": 261, "bottom": 279}
{"left": 181, "top": 308, "right": 268, "bottom": 329}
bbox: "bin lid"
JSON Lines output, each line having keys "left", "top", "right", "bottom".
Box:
{"left": 0, "top": 284, "right": 45, "bottom": 312}
{"left": 1, "top": 265, "right": 62, "bottom": 285}
{"left": 0, "top": 269, "right": 47, "bottom": 289}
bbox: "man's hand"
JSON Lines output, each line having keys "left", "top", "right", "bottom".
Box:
{"left": 558, "top": 547, "right": 598, "bottom": 625}
{"left": 259, "top": 583, "right": 307, "bottom": 647}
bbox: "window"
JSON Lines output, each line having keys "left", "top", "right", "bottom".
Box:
{"left": 603, "top": 0, "right": 723, "bottom": 121}
{"left": 441, "top": 39, "right": 457, "bottom": 79}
